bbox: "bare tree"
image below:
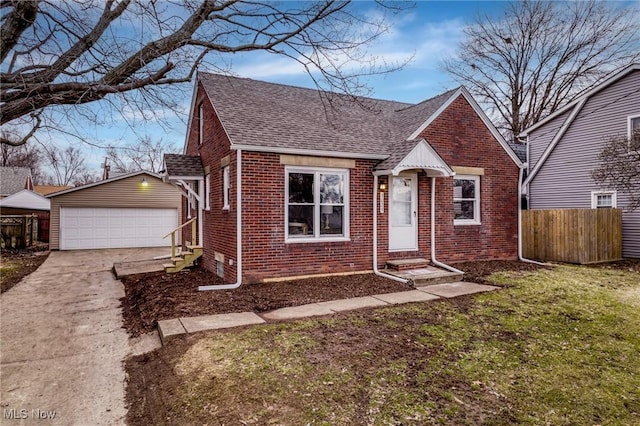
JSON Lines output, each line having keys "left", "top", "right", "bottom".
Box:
{"left": 1, "top": 0, "right": 407, "bottom": 146}
{"left": 592, "top": 131, "right": 640, "bottom": 210}
{"left": 0, "top": 131, "right": 45, "bottom": 183}
{"left": 42, "top": 145, "right": 88, "bottom": 186}
{"left": 443, "top": 0, "right": 640, "bottom": 140}
{"left": 71, "top": 169, "right": 100, "bottom": 186}
{"left": 106, "top": 136, "right": 176, "bottom": 173}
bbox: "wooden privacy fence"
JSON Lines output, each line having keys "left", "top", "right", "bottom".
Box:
{"left": 522, "top": 209, "right": 622, "bottom": 264}
{"left": 0, "top": 215, "right": 37, "bottom": 249}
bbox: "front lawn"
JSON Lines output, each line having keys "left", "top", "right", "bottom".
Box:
{"left": 126, "top": 264, "right": 640, "bottom": 425}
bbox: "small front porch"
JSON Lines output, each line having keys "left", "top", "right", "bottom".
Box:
{"left": 383, "top": 258, "right": 463, "bottom": 286}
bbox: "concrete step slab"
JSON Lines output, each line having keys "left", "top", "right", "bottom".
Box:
{"left": 386, "top": 258, "right": 430, "bottom": 271}
{"left": 113, "top": 259, "right": 167, "bottom": 278}
{"left": 180, "top": 312, "right": 265, "bottom": 333}
{"left": 418, "top": 282, "right": 499, "bottom": 298}
{"left": 260, "top": 304, "right": 335, "bottom": 321}
{"left": 317, "top": 296, "right": 388, "bottom": 312}
{"left": 157, "top": 319, "right": 187, "bottom": 344}
{"left": 373, "top": 290, "right": 440, "bottom": 305}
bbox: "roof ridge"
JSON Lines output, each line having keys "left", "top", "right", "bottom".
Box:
{"left": 197, "top": 71, "right": 413, "bottom": 108}
{"left": 393, "top": 87, "right": 460, "bottom": 113}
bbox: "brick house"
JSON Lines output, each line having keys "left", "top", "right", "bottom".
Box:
{"left": 163, "top": 73, "right": 523, "bottom": 288}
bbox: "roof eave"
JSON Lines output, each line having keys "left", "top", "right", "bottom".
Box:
{"left": 47, "top": 171, "right": 161, "bottom": 198}
{"left": 520, "top": 63, "right": 640, "bottom": 137}
{"left": 230, "top": 144, "right": 389, "bottom": 160}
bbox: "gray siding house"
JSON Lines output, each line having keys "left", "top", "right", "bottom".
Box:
{"left": 521, "top": 63, "right": 640, "bottom": 258}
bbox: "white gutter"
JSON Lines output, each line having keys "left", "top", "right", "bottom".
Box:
{"left": 430, "top": 177, "right": 464, "bottom": 275}
{"left": 199, "top": 149, "right": 243, "bottom": 290}
{"left": 517, "top": 165, "right": 547, "bottom": 266}
{"left": 372, "top": 174, "right": 409, "bottom": 284}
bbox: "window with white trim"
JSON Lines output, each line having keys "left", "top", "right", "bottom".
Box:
{"left": 285, "top": 167, "right": 349, "bottom": 241}
{"left": 453, "top": 175, "right": 480, "bottom": 225}
{"left": 204, "top": 174, "right": 211, "bottom": 210}
{"left": 591, "top": 191, "right": 617, "bottom": 209}
{"left": 629, "top": 115, "right": 640, "bottom": 149}
{"left": 222, "top": 166, "right": 230, "bottom": 210}
{"left": 198, "top": 103, "right": 204, "bottom": 145}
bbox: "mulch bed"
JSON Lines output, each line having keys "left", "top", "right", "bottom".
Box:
{"left": 0, "top": 244, "right": 50, "bottom": 293}
{"left": 120, "top": 260, "right": 549, "bottom": 337}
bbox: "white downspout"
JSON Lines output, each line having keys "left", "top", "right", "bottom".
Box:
{"left": 373, "top": 174, "right": 409, "bottom": 283}
{"left": 430, "top": 176, "right": 464, "bottom": 275}
{"left": 197, "top": 180, "right": 204, "bottom": 246}
{"left": 199, "top": 149, "right": 243, "bottom": 290}
{"left": 518, "top": 165, "right": 547, "bottom": 265}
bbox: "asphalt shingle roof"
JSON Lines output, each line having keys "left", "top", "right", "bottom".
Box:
{"left": 198, "top": 73, "right": 459, "bottom": 158}
{"left": 0, "top": 167, "right": 32, "bottom": 196}
{"left": 164, "top": 154, "right": 204, "bottom": 177}
{"left": 509, "top": 142, "right": 527, "bottom": 162}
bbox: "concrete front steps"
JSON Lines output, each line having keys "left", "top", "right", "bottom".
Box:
{"left": 163, "top": 245, "right": 203, "bottom": 273}
{"left": 384, "top": 258, "right": 463, "bottom": 286}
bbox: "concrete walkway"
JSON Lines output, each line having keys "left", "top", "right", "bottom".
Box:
{"left": 0, "top": 248, "right": 167, "bottom": 426}
{"left": 158, "top": 281, "right": 499, "bottom": 343}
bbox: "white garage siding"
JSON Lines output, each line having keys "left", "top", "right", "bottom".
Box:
{"left": 60, "top": 207, "right": 177, "bottom": 250}
{"left": 48, "top": 172, "right": 182, "bottom": 250}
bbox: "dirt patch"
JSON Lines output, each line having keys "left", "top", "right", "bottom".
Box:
{"left": 120, "top": 260, "right": 550, "bottom": 337}
{"left": 586, "top": 258, "right": 640, "bottom": 273}
{"left": 0, "top": 244, "right": 49, "bottom": 293}
{"left": 452, "top": 259, "right": 550, "bottom": 285}
{"left": 125, "top": 296, "right": 511, "bottom": 426}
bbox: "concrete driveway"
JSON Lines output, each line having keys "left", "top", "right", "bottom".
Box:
{"left": 1, "top": 248, "right": 168, "bottom": 425}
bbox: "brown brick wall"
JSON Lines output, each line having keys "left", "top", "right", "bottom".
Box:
{"left": 185, "top": 82, "right": 238, "bottom": 282}
{"left": 191, "top": 89, "right": 518, "bottom": 282}
{"left": 420, "top": 95, "right": 519, "bottom": 263}
{"left": 240, "top": 152, "right": 376, "bottom": 283}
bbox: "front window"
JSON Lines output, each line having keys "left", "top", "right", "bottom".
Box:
{"left": 453, "top": 175, "right": 480, "bottom": 225}
{"left": 286, "top": 167, "right": 349, "bottom": 241}
{"left": 591, "top": 191, "right": 616, "bottom": 209}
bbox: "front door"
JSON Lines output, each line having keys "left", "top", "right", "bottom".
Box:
{"left": 388, "top": 174, "right": 418, "bottom": 251}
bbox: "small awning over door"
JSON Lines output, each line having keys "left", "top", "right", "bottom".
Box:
{"left": 374, "top": 139, "right": 454, "bottom": 177}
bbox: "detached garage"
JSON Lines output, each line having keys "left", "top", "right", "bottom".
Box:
{"left": 48, "top": 171, "right": 181, "bottom": 250}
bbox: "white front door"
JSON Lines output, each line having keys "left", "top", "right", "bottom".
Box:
{"left": 388, "top": 174, "right": 418, "bottom": 251}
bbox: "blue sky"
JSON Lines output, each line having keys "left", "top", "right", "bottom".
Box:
{"left": 72, "top": 1, "right": 512, "bottom": 172}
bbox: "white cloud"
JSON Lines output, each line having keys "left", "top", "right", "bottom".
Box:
{"left": 233, "top": 54, "right": 308, "bottom": 79}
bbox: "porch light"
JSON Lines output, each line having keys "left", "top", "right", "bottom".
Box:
{"left": 141, "top": 178, "right": 148, "bottom": 187}
{"left": 379, "top": 183, "right": 387, "bottom": 191}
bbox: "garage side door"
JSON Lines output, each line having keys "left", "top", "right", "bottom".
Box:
{"left": 60, "top": 207, "right": 177, "bottom": 250}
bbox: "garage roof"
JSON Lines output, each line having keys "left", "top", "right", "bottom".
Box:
{"left": 46, "top": 171, "right": 161, "bottom": 198}
{"left": 0, "top": 189, "right": 50, "bottom": 210}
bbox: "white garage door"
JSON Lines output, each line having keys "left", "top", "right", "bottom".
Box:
{"left": 60, "top": 207, "right": 178, "bottom": 250}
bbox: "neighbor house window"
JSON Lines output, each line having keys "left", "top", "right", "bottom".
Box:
{"left": 629, "top": 115, "right": 640, "bottom": 148}
{"left": 285, "top": 167, "right": 349, "bottom": 241}
{"left": 204, "top": 174, "right": 211, "bottom": 210}
{"left": 591, "top": 191, "right": 617, "bottom": 209}
{"left": 222, "top": 166, "right": 230, "bottom": 210}
{"left": 453, "top": 175, "right": 480, "bottom": 225}
{"left": 198, "top": 103, "right": 204, "bottom": 145}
